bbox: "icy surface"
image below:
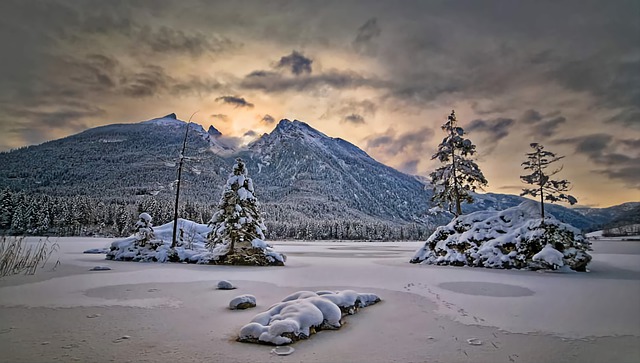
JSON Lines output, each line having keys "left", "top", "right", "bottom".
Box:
{"left": 0, "top": 237, "right": 638, "bottom": 341}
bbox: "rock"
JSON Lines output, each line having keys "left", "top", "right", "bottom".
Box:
{"left": 217, "top": 280, "right": 236, "bottom": 290}
{"left": 112, "top": 335, "right": 131, "bottom": 343}
{"left": 271, "top": 346, "right": 295, "bottom": 356}
{"left": 467, "top": 338, "right": 482, "bottom": 345}
{"left": 86, "top": 314, "right": 101, "bottom": 318}
{"left": 83, "top": 248, "right": 109, "bottom": 254}
{"left": 89, "top": 266, "right": 111, "bottom": 271}
{"left": 229, "top": 295, "right": 257, "bottom": 310}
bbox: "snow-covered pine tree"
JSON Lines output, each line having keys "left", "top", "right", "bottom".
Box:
{"left": 430, "top": 110, "right": 488, "bottom": 216}
{"left": 0, "top": 189, "right": 13, "bottom": 230}
{"left": 134, "top": 212, "right": 157, "bottom": 247}
{"left": 520, "top": 143, "right": 577, "bottom": 220}
{"left": 207, "top": 158, "right": 267, "bottom": 257}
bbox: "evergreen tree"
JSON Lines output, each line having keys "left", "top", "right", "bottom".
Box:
{"left": 0, "top": 189, "right": 13, "bottom": 230}
{"left": 520, "top": 143, "right": 577, "bottom": 220}
{"left": 430, "top": 110, "right": 488, "bottom": 216}
{"left": 207, "top": 158, "right": 267, "bottom": 255}
{"left": 134, "top": 212, "right": 158, "bottom": 247}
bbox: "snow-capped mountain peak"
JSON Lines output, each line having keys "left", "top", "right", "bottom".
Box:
{"left": 142, "top": 113, "right": 233, "bottom": 154}
{"left": 272, "top": 119, "right": 330, "bottom": 139}
{"left": 142, "top": 113, "right": 184, "bottom": 126}
{"left": 208, "top": 125, "right": 222, "bottom": 137}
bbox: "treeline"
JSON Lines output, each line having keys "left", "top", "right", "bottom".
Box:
{"left": 603, "top": 224, "right": 640, "bottom": 237}
{"left": 0, "top": 189, "right": 432, "bottom": 241}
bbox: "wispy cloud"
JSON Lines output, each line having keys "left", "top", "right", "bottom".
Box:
{"left": 215, "top": 96, "right": 254, "bottom": 108}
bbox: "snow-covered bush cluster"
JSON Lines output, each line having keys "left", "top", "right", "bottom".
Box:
{"left": 238, "top": 290, "right": 381, "bottom": 345}
{"left": 410, "top": 201, "right": 592, "bottom": 271}
{"left": 106, "top": 217, "right": 285, "bottom": 265}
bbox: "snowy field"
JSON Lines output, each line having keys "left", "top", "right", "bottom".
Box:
{"left": 0, "top": 238, "right": 639, "bottom": 363}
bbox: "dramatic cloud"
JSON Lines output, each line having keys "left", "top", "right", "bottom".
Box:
{"left": 365, "top": 127, "right": 435, "bottom": 156}
{"left": 466, "top": 117, "right": 515, "bottom": 154}
{"left": 520, "top": 109, "right": 543, "bottom": 124}
{"left": 321, "top": 99, "right": 377, "bottom": 121}
{"left": 343, "top": 114, "right": 366, "bottom": 125}
{"left": 556, "top": 133, "right": 639, "bottom": 188}
{"left": 261, "top": 114, "right": 276, "bottom": 124}
{"left": 211, "top": 114, "right": 230, "bottom": 123}
{"left": 598, "top": 166, "right": 640, "bottom": 189}
{"left": 136, "top": 26, "right": 236, "bottom": 57}
{"left": 122, "top": 65, "right": 173, "bottom": 98}
{"left": 517, "top": 110, "right": 567, "bottom": 138}
{"left": 0, "top": 0, "right": 638, "bottom": 205}
{"left": 241, "top": 69, "right": 384, "bottom": 92}
{"left": 215, "top": 96, "right": 254, "bottom": 108}
{"left": 276, "top": 51, "right": 313, "bottom": 75}
{"left": 353, "top": 18, "right": 381, "bottom": 54}
{"left": 467, "top": 118, "right": 515, "bottom": 141}
{"left": 607, "top": 108, "right": 640, "bottom": 130}
{"left": 557, "top": 133, "right": 613, "bottom": 159}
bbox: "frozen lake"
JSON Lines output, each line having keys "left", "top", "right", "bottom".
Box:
{"left": 0, "top": 237, "right": 638, "bottom": 362}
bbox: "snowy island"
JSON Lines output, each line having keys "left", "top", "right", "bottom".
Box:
{"left": 106, "top": 159, "right": 286, "bottom": 266}
{"left": 411, "top": 201, "right": 592, "bottom": 271}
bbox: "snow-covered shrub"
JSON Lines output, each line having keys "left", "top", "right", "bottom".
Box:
{"left": 238, "top": 290, "right": 381, "bottom": 345}
{"left": 106, "top": 218, "right": 285, "bottom": 265}
{"left": 229, "top": 295, "right": 257, "bottom": 310}
{"left": 410, "top": 201, "right": 592, "bottom": 271}
{"left": 134, "top": 213, "right": 160, "bottom": 247}
{"left": 206, "top": 158, "right": 284, "bottom": 266}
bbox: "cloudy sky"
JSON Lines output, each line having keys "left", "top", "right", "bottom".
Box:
{"left": 1, "top": 0, "right": 638, "bottom": 207}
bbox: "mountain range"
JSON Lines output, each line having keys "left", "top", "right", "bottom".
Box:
{"left": 0, "top": 113, "right": 635, "bottom": 238}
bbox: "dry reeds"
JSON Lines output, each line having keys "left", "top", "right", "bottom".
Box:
{"left": 0, "top": 236, "right": 59, "bottom": 277}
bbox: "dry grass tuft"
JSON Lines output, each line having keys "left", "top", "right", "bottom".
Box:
{"left": 0, "top": 236, "right": 59, "bottom": 277}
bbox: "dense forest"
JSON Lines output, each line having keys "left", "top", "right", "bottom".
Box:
{"left": 0, "top": 189, "right": 433, "bottom": 241}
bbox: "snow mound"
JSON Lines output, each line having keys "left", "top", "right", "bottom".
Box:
{"left": 238, "top": 290, "right": 381, "bottom": 345}
{"left": 217, "top": 280, "right": 236, "bottom": 290}
{"left": 106, "top": 218, "right": 285, "bottom": 266}
{"left": 410, "top": 201, "right": 592, "bottom": 271}
{"left": 229, "top": 295, "right": 257, "bottom": 310}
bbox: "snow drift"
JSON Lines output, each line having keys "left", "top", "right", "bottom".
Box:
{"left": 410, "top": 201, "right": 592, "bottom": 271}
{"left": 238, "top": 290, "right": 381, "bottom": 345}
{"left": 106, "top": 217, "right": 285, "bottom": 266}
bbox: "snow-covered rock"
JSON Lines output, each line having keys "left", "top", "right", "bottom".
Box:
{"left": 217, "top": 280, "right": 236, "bottom": 290}
{"left": 229, "top": 295, "right": 257, "bottom": 310}
{"left": 89, "top": 266, "right": 111, "bottom": 271}
{"left": 83, "top": 248, "right": 109, "bottom": 254}
{"left": 106, "top": 218, "right": 285, "bottom": 265}
{"left": 238, "top": 290, "right": 381, "bottom": 345}
{"left": 410, "top": 201, "right": 592, "bottom": 271}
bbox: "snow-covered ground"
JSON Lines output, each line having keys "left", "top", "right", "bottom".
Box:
{"left": 0, "top": 237, "right": 638, "bottom": 362}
